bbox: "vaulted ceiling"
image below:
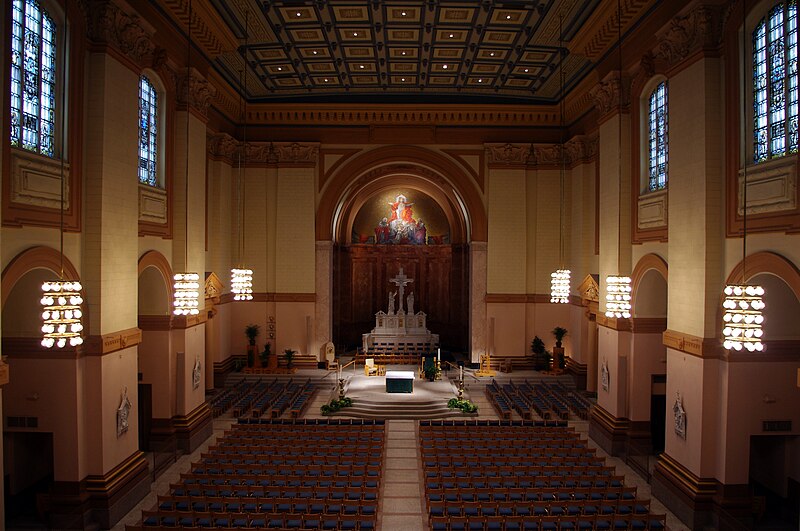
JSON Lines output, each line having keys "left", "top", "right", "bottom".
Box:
{"left": 154, "top": 0, "right": 660, "bottom": 108}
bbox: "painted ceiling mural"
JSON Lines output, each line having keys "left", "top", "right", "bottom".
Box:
{"left": 351, "top": 189, "right": 450, "bottom": 245}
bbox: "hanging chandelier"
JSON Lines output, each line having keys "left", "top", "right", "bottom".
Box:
{"left": 722, "top": 285, "right": 764, "bottom": 351}
{"left": 41, "top": 281, "right": 84, "bottom": 348}
{"left": 230, "top": 12, "right": 254, "bottom": 302}
{"left": 605, "top": 275, "right": 632, "bottom": 319}
{"left": 550, "top": 14, "right": 570, "bottom": 304}
{"left": 723, "top": 0, "right": 765, "bottom": 352}
{"left": 231, "top": 268, "right": 253, "bottom": 301}
{"left": 173, "top": 0, "right": 199, "bottom": 316}
{"left": 41, "top": 7, "right": 83, "bottom": 349}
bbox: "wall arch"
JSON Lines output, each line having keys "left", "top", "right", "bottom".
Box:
{"left": 317, "top": 145, "right": 487, "bottom": 242}
{"left": 725, "top": 251, "right": 800, "bottom": 301}
{"left": 2, "top": 246, "right": 81, "bottom": 307}
{"left": 138, "top": 250, "right": 174, "bottom": 310}
{"left": 631, "top": 253, "right": 668, "bottom": 303}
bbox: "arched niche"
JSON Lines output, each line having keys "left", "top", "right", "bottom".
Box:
{"left": 631, "top": 253, "right": 668, "bottom": 318}
{"left": 137, "top": 250, "right": 173, "bottom": 316}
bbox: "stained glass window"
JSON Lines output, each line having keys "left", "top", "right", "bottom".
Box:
{"left": 10, "top": 0, "right": 58, "bottom": 157}
{"left": 648, "top": 81, "right": 668, "bottom": 191}
{"left": 138, "top": 75, "right": 159, "bottom": 186}
{"left": 753, "top": 1, "right": 798, "bottom": 162}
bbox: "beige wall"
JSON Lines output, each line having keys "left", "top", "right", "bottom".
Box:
{"left": 487, "top": 168, "right": 527, "bottom": 294}
{"left": 628, "top": 332, "right": 666, "bottom": 422}
{"left": 276, "top": 168, "right": 316, "bottom": 294}
{"left": 597, "top": 327, "right": 631, "bottom": 419}
{"left": 138, "top": 330, "right": 173, "bottom": 418}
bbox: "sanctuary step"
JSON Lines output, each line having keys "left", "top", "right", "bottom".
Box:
{"left": 329, "top": 396, "right": 468, "bottom": 420}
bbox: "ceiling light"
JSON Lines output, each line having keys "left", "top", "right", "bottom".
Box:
{"left": 401, "top": 78, "right": 406, "bottom": 81}
{"left": 506, "top": 15, "right": 512, "bottom": 20}
{"left": 353, "top": 32, "right": 359, "bottom": 36}
{"left": 550, "top": 270, "right": 571, "bottom": 304}
{"left": 231, "top": 269, "right": 254, "bottom": 301}
{"left": 296, "top": 12, "right": 302, "bottom": 17}
{"left": 524, "top": 68, "right": 529, "bottom": 73}
{"left": 174, "top": 273, "right": 201, "bottom": 315}
{"left": 312, "top": 50, "right": 318, "bottom": 55}
{"left": 605, "top": 276, "right": 632, "bottom": 318}
{"left": 277, "top": 67, "right": 282, "bottom": 71}
{"left": 490, "top": 52, "right": 495, "bottom": 57}
{"left": 442, "top": 64, "right": 448, "bottom": 69}
{"left": 41, "top": 281, "right": 84, "bottom": 348}
{"left": 478, "top": 78, "right": 483, "bottom": 83}
{"left": 401, "top": 11, "right": 407, "bottom": 16}
{"left": 359, "top": 65, "right": 365, "bottom": 69}
{"left": 401, "top": 51, "right": 406, "bottom": 55}
{"left": 324, "top": 78, "right": 329, "bottom": 82}
{"left": 449, "top": 33, "right": 454, "bottom": 38}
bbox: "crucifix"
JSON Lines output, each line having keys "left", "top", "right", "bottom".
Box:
{"left": 389, "top": 267, "right": 414, "bottom": 314}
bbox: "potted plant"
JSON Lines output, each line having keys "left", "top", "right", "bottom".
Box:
{"left": 260, "top": 342, "right": 271, "bottom": 367}
{"left": 424, "top": 365, "right": 440, "bottom": 382}
{"left": 245, "top": 324, "right": 260, "bottom": 345}
{"left": 531, "top": 336, "right": 551, "bottom": 371}
{"left": 284, "top": 348, "right": 296, "bottom": 370}
{"left": 551, "top": 327, "right": 568, "bottom": 370}
{"left": 552, "top": 327, "right": 568, "bottom": 348}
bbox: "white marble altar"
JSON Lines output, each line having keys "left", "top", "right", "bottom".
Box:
{"left": 362, "top": 268, "right": 439, "bottom": 353}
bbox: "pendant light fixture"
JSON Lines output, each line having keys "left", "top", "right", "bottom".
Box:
{"left": 231, "top": 11, "right": 253, "bottom": 301}
{"left": 723, "top": 0, "right": 764, "bottom": 352}
{"left": 173, "top": 0, "right": 200, "bottom": 316}
{"left": 42, "top": 6, "right": 84, "bottom": 348}
{"left": 551, "top": 14, "right": 571, "bottom": 304}
{"left": 605, "top": 0, "right": 632, "bottom": 319}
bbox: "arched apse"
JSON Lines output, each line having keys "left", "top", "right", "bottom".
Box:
{"left": 317, "top": 146, "right": 486, "bottom": 244}
{"left": 138, "top": 251, "right": 173, "bottom": 315}
{"left": 631, "top": 254, "right": 668, "bottom": 318}
{"left": 1, "top": 246, "right": 84, "bottom": 338}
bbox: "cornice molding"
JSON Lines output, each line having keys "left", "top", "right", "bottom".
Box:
{"left": 485, "top": 143, "right": 531, "bottom": 168}
{"left": 569, "top": 0, "right": 658, "bottom": 61}
{"left": 206, "top": 135, "right": 319, "bottom": 166}
{"left": 662, "top": 328, "right": 722, "bottom": 358}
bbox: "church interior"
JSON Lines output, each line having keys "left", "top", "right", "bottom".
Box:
{"left": 1, "top": 0, "right": 799, "bottom": 529}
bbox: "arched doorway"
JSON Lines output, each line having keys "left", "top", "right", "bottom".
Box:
{"left": 318, "top": 147, "right": 485, "bottom": 356}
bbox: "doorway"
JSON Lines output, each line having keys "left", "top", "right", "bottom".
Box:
{"left": 3, "top": 431, "right": 54, "bottom": 527}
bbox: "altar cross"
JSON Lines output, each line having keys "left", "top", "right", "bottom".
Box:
{"left": 389, "top": 267, "right": 414, "bottom": 313}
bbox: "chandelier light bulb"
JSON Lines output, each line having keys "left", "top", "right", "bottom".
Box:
{"left": 722, "top": 284, "right": 765, "bottom": 353}
{"left": 41, "top": 279, "right": 84, "bottom": 349}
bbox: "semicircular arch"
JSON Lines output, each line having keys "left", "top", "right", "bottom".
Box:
{"left": 2, "top": 246, "right": 81, "bottom": 307}
{"left": 138, "top": 250, "right": 174, "bottom": 315}
{"left": 317, "top": 145, "right": 486, "bottom": 243}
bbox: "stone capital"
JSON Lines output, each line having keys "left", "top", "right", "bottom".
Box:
{"left": 654, "top": 3, "right": 730, "bottom": 67}
{"left": 82, "top": 0, "right": 156, "bottom": 67}
{"left": 176, "top": 68, "right": 216, "bottom": 118}
{"left": 485, "top": 143, "right": 532, "bottom": 166}
{"left": 589, "top": 71, "right": 630, "bottom": 117}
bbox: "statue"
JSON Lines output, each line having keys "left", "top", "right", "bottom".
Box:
{"left": 192, "top": 355, "right": 202, "bottom": 389}
{"left": 407, "top": 292, "right": 415, "bottom": 315}
{"left": 117, "top": 386, "right": 132, "bottom": 437}
{"left": 673, "top": 391, "right": 686, "bottom": 439}
{"left": 374, "top": 217, "right": 390, "bottom": 244}
{"left": 388, "top": 291, "right": 397, "bottom": 314}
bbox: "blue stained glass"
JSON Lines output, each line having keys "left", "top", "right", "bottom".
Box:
{"left": 138, "top": 76, "right": 159, "bottom": 186}
{"left": 648, "top": 82, "right": 668, "bottom": 191}
{"left": 9, "top": 0, "right": 57, "bottom": 157}
{"left": 753, "top": 1, "right": 798, "bottom": 162}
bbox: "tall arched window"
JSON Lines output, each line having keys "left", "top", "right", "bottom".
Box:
{"left": 647, "top": 81, "right": 668, "bottom": 191}
{"left": 10, "top": 0, "right": 58, "bottom": 157}
{"left": 753, "top": 1, "right": 798, "bottom": 163}
{"left": 138, "top": 75, "right": 159, "bottom": 186}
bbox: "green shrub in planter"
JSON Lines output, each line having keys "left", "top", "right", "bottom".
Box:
{"left": 321, "top": 396, "right": 353, "bottom": 415}
{"left": 447, "top": 398, "right": 478, "bottom": 414}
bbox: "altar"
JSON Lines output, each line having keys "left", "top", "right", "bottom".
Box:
{"left": 362, "top": 267, "right": 439, "bottom": 354}
{"left": 385, "top": 371, "right": 415, "bottom": 393}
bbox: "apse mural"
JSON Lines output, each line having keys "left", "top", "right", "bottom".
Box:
{"left": 351, "top": 189, "right": 450, "bottom": 245}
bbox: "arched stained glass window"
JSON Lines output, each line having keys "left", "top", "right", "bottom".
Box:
{"left": 753, "top": 1, "right": 798, "bottom": 162}
{"left": 647, "top": 81, "right": 668, "bottom": 191}
{"left": 10, "top": 0, "right": 58, "bottom": 157}
{"left": 138, "top": 75, "right": 159, "bottom": 186}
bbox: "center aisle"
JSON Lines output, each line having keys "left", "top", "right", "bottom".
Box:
{"left": 379, "top": 420, "right": 426, "bottom": 531}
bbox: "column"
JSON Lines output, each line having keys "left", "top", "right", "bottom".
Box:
{"left": 469, "top": 242, "right": 487, "bottom": 363}
{"left": 315, "top": 241, "right": 333, "bottom": 360}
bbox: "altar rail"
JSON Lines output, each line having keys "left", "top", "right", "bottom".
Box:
{"left": 354, "top": 352, "right": 425, "bottom": 365}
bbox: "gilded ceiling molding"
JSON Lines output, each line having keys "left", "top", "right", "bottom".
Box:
{"left": 81, "top": 0, "right": 157, "bottom": 68}
{"left": 589, "top": 71, "right": 630, "bottom": 120}
{"left": 159, "top": 0, "right": 239, "bottom": 57}
{"left": 176, "top": 68, "right": 216, "bottom": 119}
{"left": 653, "top": 3, "right": 732, "bottom": 67}
{"left": 569, "top": 0, "right": 657, "bottom": 61}
{"left": 485, "top": 143, "right": 532, "bottom": 167}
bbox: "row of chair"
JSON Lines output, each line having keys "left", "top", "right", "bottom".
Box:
{"left": 429, "top": 513, "right": 666, "bottom": 531}
{"left": 141, "top": 510, "right": 376, "bottom": 529}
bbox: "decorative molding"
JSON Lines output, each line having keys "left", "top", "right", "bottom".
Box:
{"left": 245, "top": 142, "right": 319, "bottom": 166}
{"left": 485, "top": 143, "right": 531, "bottom": 167}
{"left": 637, "top": 190, "right": 668, "bottom": 229}
{"left": 631, "top": 317, "right": 667, "bottom": 334}
{"left": 589, "top": 71, "right": 630, "bottom": 119}
{"left": 653, "top": 3, "right": 729, "bottom": 68}
{"left": 138, "top": 184, "right": 167, "bottom": 225}
{"left": 568, "top": 0, "right": 657, "bottom": 62}
{"left": 171, "top": 312, "right": 208, "bottom": 329}
{"left": 564, "top": 135, "right": 599, "bottom": 166}
{"left": 205, "top": 272, "right": 223, "bottom": 302}
{"left": 662, "top": 329, "right": 722, "bottom": 358}
{"left": 137, "top": 315, "right": 172, "bottom": 331}
{"left": 737, "top": 159, "right": 797, "bottom": 216}
{"left": 116, "top": 386, "right": 132, "bottom": 437}
{"left": 176, "top": 68, "right": 216, "bottom": 118}
{"left": 673, "top": 390, "right": 686, "bottom": 439}
{"left": 10, "top": 149, "right": 71, "bottom": 210}
{"left": 206, "top": 132, "right": 239, "bottom": 163}
{"left": 83, "top": 327, "right": 143, "bottom": 356}
{"left": 597, "top": 314, "right": 632, "bottom": 331}
{"left": 82, "top": 0, "right": 157, "bottom": 68}
{"left": 653, "top": 452, "right": 717, "bottom": 501}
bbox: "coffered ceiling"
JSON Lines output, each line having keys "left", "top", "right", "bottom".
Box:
{"left": 154, "top": 0, "right": 661, "bottom": 111}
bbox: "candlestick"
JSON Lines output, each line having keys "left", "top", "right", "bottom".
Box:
{"left": 438, "top": 348, "right": 441, "bottom": 362}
